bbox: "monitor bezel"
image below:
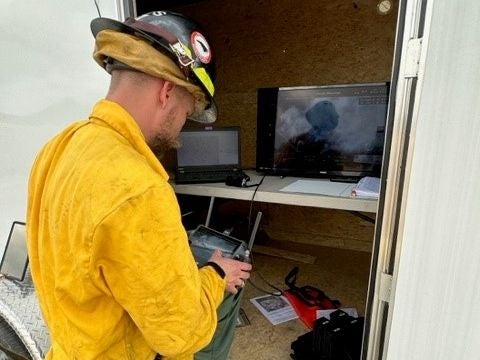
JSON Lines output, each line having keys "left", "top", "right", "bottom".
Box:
{"left": 256, "top": 82, "right": 390, "bottom": 181}
{"left": 176, "top": 126, "right": 242, "bottom": 172}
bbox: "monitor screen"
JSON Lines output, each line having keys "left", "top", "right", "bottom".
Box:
{"left": 256, "top": 83, "right": 389, "bottom": 180}
{"left": 177, "top": 128, "right": 240, "bottom": 168}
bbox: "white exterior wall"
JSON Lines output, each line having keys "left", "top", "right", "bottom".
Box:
{"left": 0, "top": 1, "right": 118, "bottom": 254}
{"left": 386, "top": 1, "right": 480, "bottom": 359}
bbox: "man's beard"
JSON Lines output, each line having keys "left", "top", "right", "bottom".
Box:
{"left": 149, "top": 134, "right": 181, "bottom": 158}
{"left": 147, "top": 109, "right": 184, "bottom": 157}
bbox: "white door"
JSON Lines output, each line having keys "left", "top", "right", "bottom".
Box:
{"left": 365, "top": 0, "right": 480, "bottom": 359}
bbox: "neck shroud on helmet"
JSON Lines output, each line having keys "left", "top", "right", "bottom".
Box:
{"left": 91, "top": 10, "right": 217, "bottom": 123}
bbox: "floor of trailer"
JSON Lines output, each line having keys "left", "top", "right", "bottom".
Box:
{"left": 228, "top": 241, "right": 371, "bottom": 360}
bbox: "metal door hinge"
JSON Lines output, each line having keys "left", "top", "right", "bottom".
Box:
{"left": 379, "top": 272, "right": 393, "bottom": 303}
{"left": 404, "top": 37, "right": 423, "bottom": 78}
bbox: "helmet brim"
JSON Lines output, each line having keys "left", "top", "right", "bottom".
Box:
{"left": 91, "top": 18, "right": 173, "bottom": 56}
{"left": 188, "top": 100, "right": 217, "bottom": 124}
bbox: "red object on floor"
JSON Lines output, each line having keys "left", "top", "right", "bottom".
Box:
{"left": 283, "top": 266, "right": 340, "bottom": 329}
{"left": 283, "top": 289, "right": 339, "bottom": 329}
{"left": 283, "top": 289, "right": 320, "bottom": 329}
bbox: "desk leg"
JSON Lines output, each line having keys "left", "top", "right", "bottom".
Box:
{"left": 205, "top": 196, "right": 215, "bottom": 227}
{"left": 248, "top": 211, "right": 263, "bottom": 250}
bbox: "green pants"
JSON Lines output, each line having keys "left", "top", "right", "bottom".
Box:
{"left": 194, "top": 289, "right": 244, "bottom": 360}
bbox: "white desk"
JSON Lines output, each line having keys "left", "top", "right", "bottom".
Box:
{"left": 172, "top": 171, "right": 377, "bottom": 213}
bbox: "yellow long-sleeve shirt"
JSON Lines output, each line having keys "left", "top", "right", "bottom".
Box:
{"left": 27, "top": 99, "right": 226, "bottom": 360}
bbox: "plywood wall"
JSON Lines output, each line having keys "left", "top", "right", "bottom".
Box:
{"left": 165, "top": 0, "right": 397, "bottom": 167}
{"left": 144, "top": 0, "right": 397, "bottom": 251}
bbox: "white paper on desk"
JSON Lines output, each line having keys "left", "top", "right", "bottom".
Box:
{"left": 250, "top": 294, "right": 298, "bottom": 325}
{"left": 351, "top": 177, "right": 380, "bottom": 198}
{"left": 280, "top": 179, "right": 354, "bottom": 197}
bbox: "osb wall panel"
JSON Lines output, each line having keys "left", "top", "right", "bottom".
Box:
{"left": 169, "top": 0, "right": 397, "bottom": 168}
{"left": 157, "top": 0, "right": 397, "bottom": 252}
{"left": 261, "top": 205, "right": 376, "bottom": 252}
{"left": 205, "top": 199, "right": 376, "bottom": 252}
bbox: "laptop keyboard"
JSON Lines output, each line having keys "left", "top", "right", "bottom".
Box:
{"left": 175, "top": 170, "right": 240, "bottom": 184}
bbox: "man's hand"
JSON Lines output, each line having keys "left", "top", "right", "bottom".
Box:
{"left": 209, "top": 250, "right": 252, "bottom": 294}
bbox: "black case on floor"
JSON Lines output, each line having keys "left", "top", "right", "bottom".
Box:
{"left": 290, "top": 310, "right": 365, "bottom": 360}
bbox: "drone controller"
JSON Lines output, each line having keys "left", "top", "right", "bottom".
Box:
{"left": 189, "top": 225, "right": 251, "bottom": 267}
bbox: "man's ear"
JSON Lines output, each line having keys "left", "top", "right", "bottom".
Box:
{"left": 158, "top": 80, "right": 175, "bottom": 109}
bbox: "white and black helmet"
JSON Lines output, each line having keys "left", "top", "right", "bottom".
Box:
{"left": 91, "top": 11, "right": 217, "bottom": 123}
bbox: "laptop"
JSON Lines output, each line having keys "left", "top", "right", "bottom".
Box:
{"left": 175, "top": 127, "right": 245, "bottom": 184}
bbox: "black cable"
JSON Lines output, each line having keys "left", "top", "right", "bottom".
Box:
{"left": 242, "top": 174, "right": 283, "bottom": 296}
{"left": 349, "top": 211, "right": 376, "bottom": 224}
{"left": 244, "top": 183, "right": 262, "bottom": 188}
{"left": 247, "top": 278, "right": 282, "bottom": 296}
{"left": 252, "top": 269, "right": 283, "bottom": 295}
{"left": 93, "top": 0, "right": 101, "bottom": 17}
{"left": 246, "top": 254, "right": 283, "bottom": 296}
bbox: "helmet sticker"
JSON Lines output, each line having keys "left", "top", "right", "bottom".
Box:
{"left": 191, "top": 31, "right": 212, "bottom": 64}
{"left": 171, "top": 41, "right": 194, "bottom": 67}
{"left": 137, "top": 11, "right": 166, "bottom": 20}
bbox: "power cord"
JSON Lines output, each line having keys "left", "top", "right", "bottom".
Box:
{"left": 247, "top": 278, "right": 282, "bottom": 296}
{"left": 349, "top": 211, "right": 376, "bottom": 224}
{"left": 240, "top": 174, "right": 282, "bottom": 296}
{"left": 247, "top": 254, "right": 283, "bottom": 296}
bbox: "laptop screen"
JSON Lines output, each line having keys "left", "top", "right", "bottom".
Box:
{"left": 176, "top": 127, "right": 241, "bottom": 169}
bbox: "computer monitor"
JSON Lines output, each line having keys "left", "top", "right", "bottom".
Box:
{"left": 256, "top": 82, "right": 389, "bottom": 181}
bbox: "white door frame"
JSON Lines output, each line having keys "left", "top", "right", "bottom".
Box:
{"left": 363, "top": 0, "right": 432, "bottom": 358}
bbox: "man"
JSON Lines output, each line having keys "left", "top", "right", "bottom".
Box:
{"left": 26, "top": 11, "right": 251, "bottom": 360}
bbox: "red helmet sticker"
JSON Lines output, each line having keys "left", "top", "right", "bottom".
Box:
{"left": 191, "top": 31, "right": 212, "bottom": 64}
